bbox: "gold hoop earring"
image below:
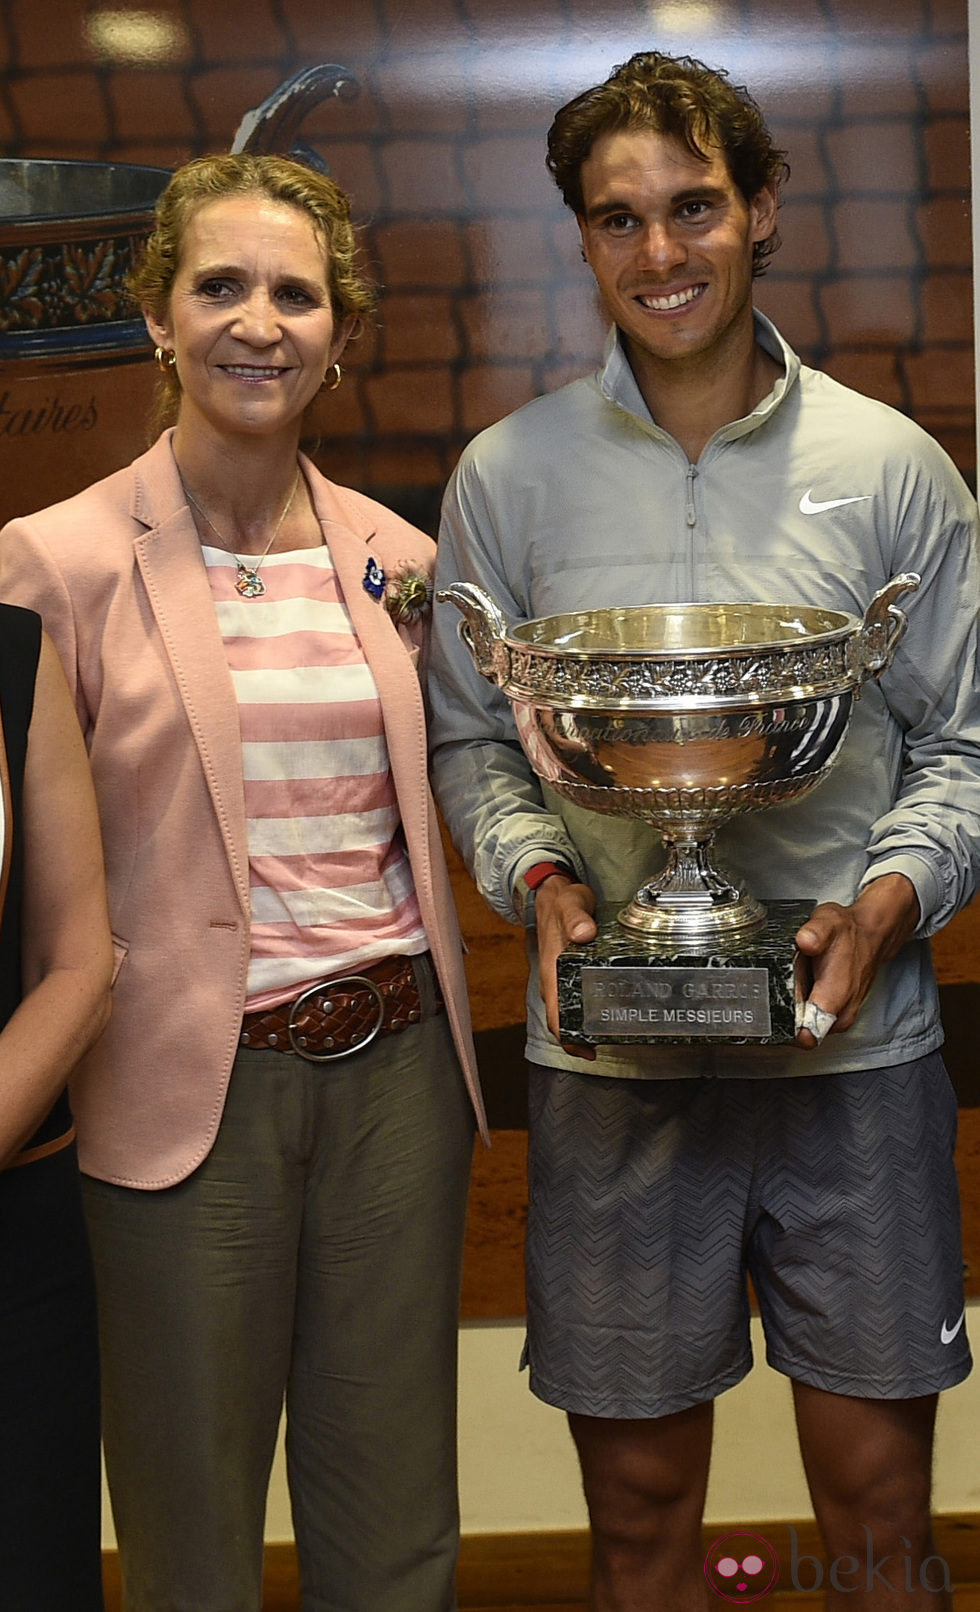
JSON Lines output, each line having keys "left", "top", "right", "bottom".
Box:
{"left": 324, "top": 362, "right": 342, "bottom": 391}
{"left": 154, "top": 346, "right": 176, "bottom": 372}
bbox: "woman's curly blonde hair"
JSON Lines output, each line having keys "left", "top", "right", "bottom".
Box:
{"left": 130, "top": 152, "right": 377, "bottom": 431}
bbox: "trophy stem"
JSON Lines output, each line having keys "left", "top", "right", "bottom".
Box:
{"left": 617, "top": 835, "right": 766, "bottom": 943}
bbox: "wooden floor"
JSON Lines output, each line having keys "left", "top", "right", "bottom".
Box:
{"left": 464, "top": 1592, "right": 980, "bottom": 1605}
{"left": 102, "top": 1545, "right": 980, "bottom": 1611}
{"left": 463, "top": 1598, "right": 980, "bottom": 1611}
{"left": 103, "top": 1578, "right": 980, "bottom": 1610}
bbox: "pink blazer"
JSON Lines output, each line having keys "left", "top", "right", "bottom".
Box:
{"left": 0, "top": 431, "right": 487, "bottom": 1186}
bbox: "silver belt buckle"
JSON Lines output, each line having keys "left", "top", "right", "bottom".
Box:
{"left": 287, "top": 974, "right": 386, "bottom": 1063}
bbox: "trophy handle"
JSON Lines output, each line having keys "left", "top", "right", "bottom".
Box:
{"left": 845, "top": 572, "right": 920, "bottom": 690}
{"left": 437, "top": 582, "right": 513, "bottom": 686}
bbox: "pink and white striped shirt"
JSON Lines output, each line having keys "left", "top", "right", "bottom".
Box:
{"left": 203, "top": 543, "right": 427, "bottom": 1011}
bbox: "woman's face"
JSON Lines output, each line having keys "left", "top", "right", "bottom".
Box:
{"left": 144, "top": 193, "right": 350, "bottom": 446}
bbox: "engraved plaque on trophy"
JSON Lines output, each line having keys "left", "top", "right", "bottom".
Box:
{"left": 438, "top": 576, "right": 919, "bottom": 1048}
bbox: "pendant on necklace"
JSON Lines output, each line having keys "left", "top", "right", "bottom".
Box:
{"left": 235, "top": 565, "right": 266, "bottom": 599}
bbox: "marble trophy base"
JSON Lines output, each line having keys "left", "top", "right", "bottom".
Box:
{"left": 556, "top": 899, "right": 813, "bottom": 1049}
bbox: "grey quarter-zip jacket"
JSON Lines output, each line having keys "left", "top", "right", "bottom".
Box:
{"left": 429, "top": 312, "right": 980, "bottom": 1080}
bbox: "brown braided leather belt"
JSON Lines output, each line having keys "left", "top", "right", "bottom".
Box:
{"left": 240, "top": 954, "right": 444, "bottom": 1064}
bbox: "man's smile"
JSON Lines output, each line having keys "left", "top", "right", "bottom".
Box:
{"left": 635, "top": 284, "right": 707, "bottom": 312}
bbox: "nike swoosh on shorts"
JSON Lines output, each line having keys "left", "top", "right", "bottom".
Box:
{"left": 799, "top": 489, "right": 873, "bottom": 514}
{"left": 940, "top": 1308, "right": 966, "bottom": 1345}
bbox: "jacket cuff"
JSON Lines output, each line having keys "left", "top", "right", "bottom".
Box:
{"left": 857, "top": 853, "right": 940, "bottom": 937}
{"left": 511, "top": 847, "right": 586, "bottom": 926}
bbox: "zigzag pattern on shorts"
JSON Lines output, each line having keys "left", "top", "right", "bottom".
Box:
{"left": 524, "top": 1062, "right": 971, "bottom": 1419}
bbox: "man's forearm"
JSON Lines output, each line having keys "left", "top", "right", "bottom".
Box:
{"left": 430, "top": 735, "right": 581, "bottom": 923}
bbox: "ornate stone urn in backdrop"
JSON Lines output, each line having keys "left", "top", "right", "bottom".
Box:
{"left": 0, "top": 65, "right": 357, "bottom": 523}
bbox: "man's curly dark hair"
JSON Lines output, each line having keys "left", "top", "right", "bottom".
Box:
{"left": 546, "top": 51, "right": 789, "bottom": 275}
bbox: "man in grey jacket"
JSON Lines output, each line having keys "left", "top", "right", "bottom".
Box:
{"left": 429, "top": 50, "right": 979, "bottom": 1611}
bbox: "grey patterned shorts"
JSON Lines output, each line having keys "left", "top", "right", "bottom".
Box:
{"left": 524, "top": 1053, "right": 971, "bottom": 1418}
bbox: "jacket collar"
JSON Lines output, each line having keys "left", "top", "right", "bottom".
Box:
{"left": 596, "top": 309, "right": 801, "bottom": 448}
{"left": 127, "top": 430, "right": 385, "bottom": 552}
{"left": 303, "top": 469, "right": 432, "bottom": 821}
{"left": 129, "top": 428, "right": 189, "bottom": 530}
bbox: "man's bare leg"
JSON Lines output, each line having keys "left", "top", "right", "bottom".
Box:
{"left": 569, "top": 1401, "right": 714, "bottom": 1612}
{"left": 793, "top": 1383, "right": 949, "bottom": 1610}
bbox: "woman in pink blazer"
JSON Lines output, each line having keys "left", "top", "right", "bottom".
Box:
{"left": 0, "top": 153, "right": 486, "bottom": 1612}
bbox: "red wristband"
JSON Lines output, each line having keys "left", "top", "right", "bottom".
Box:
{"left": 522, "top": 861, "right": 576, "bottom": 891}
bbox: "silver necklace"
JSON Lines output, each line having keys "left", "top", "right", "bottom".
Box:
{"left": 183, "top": 469, "right": 300, "bottom": 598}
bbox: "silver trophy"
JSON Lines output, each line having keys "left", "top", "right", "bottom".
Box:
{"left": 439, "top": 575, "right": 919, "bottom": 1046}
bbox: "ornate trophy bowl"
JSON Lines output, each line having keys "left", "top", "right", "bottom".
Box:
{"left": 439, "top": 575, "right": 919, "bottom": 950}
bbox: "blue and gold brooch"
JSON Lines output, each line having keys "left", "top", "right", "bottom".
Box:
{"left": 363, "top": 558, "right": 433, "bottom": 627}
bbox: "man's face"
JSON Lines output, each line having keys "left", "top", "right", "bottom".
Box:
{"left": 577, "top": 127, "right": 777, "bottom": 382}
